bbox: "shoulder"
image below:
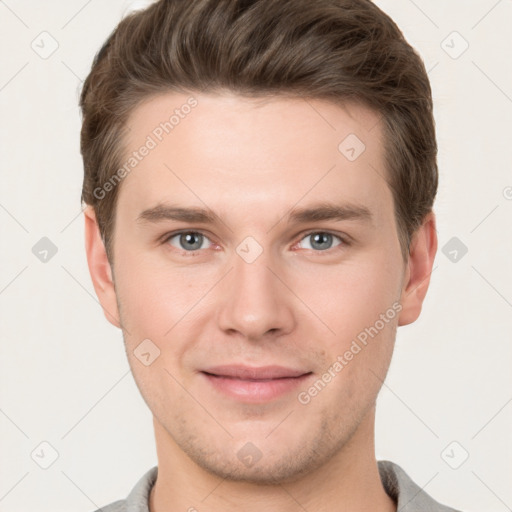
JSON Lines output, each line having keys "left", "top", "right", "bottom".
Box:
{"left": 378, "top": 460, "right": 464, "bottom": 512}
{"left": 90, "top": 466, "right": 158, "bottom": 512}
{"left": 90, "top": 500, "right": 126, "bottom": 512}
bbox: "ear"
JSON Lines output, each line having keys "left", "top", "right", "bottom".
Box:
{"left": 84, "top": 205, "right": 121, "bottom": 328}
{"left": 397, "top": 211, "right": 438, "bottom": 326}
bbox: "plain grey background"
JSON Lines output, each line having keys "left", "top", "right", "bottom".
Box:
{"left": 1, "top": 0, "right": 511, "bottom": 511}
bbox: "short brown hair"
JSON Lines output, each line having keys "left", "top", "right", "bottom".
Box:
{"left": 80, "top": 0, "right": 437, "bottom": 263}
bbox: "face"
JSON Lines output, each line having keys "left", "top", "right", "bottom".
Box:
{"left": 86, "top": 91, "right": 435, "bottom": 484}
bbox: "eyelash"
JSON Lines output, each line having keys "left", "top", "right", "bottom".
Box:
{"left": 161, "top": 229, "right": 350, "bottom": 257}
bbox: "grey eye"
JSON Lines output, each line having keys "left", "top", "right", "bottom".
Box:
{"left": 168, "top": 232, "right": 212, "bottom": 251}
{"left": 299, "top": 232, "right": 342, "bottom": 251}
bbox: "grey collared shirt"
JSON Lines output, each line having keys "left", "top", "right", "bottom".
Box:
{"left": 92, "top": 460, "right": 463, "bottom": 512}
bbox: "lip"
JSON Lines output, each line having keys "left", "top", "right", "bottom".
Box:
{"left": 202, "top": 364, "right": 310, "bottom": 379}
{"left": 200, "top": 365, "right": 313, "bottom": 403}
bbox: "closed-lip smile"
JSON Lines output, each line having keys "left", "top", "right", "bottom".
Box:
{"left": 200, "top": 364, "right": 313, "bottom": 402}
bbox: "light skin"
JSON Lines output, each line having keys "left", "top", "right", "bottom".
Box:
{"left": 84, "top": 91, "right": 437, "bottom": 512}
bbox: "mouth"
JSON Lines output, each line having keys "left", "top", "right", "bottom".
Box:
{"left": 200, "top": 365, "right": 313, "bottom": 403}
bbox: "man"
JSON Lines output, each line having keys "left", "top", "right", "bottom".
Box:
{"left": 80, "top": 0, "right": 461, "bottom": 510}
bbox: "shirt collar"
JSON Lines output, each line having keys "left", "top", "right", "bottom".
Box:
{"left": 122, "top": 460, "right": 459, "bottom": 512}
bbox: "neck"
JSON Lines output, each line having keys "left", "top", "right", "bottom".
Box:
{"left": 149, "top": 407, "right": 396, "bottom": 512}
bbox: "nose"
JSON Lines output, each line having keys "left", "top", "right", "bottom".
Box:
{"left": 216, "top": 248, "right": 296, "bottom": 342}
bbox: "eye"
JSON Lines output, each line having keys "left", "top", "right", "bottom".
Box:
{"left": 165, "top": 231, "right": 213, "bottom": 252}
{"left": 162, "top": 230, "right": 347, "bottom": 256}
{"left": 296, "top": 231, "right": 345, "bottom": 252}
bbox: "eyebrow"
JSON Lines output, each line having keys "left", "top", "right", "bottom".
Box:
{"left": 136, "top": 201, "right": 373, "bottom": 226}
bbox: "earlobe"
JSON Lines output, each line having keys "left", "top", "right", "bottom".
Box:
{"left": 83, "top": 205, "right": 121, "bottom": 328}
{"left": 397, "top": 211, "right": 438, "bottom": 326}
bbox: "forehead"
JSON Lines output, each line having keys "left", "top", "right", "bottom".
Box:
{"left": 118, "top": 91, "right": 391, "bottom": 225}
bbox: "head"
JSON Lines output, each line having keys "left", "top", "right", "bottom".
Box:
{"left": 82, "top": 0, "right": 438, "bottom": 484}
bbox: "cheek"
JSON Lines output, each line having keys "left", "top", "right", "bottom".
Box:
{"left": 113, "top": 251, "right": 221, "bottom": 359}
{"left": 318, "top": 256, "right": 401, "bottom": 330}
{"left": 113, "top": 254, "right": 190, "bottom": 337}
{"left": 300, "top": 258, "right": 399, "bottom": 410}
